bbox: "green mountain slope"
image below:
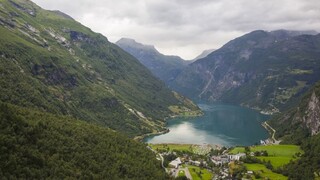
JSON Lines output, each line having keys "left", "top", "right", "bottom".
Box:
{"left": 262, "top": 82, "right": 320, "bottom": 179}
{"left": 173, "top": 30, "right": 320, "bottom": 114}
{"left": 281, "top": 133, "right": 320, "bottom": 179}
{"left": 116, "top": 38, "right": 189, "bottom": 86}
{"left": 269, "top": 82, "right": 320, "bottom": 144}
{"left": 0, "top": 102, "right": 166, "bottom": 179}
{"left": 0, "top": 0, "right": 198, "bottom": 137}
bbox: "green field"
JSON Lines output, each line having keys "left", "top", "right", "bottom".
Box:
{"left": 187, "top": 165, "right": 213, "bottom": 180}
{"left": 250, "top": 145, "right": 303, "bottom": 172}
{"left": 149, "top": 143, "right": 212, "bottom": 155}
{"left": 169, "top": 105, "right": 203, "bottom": 117}
{"left": 245, "top": 163, "right": 287, "bottom": 180}
{"left": 178, "top": 170, "right": 186, "bottom": 177}
{"left": 149, "top": 143, "right": 193, "bottom": 152}
{"left": 251, "top": 145, "right": 302, "bottom": 168}
{"left": 251, "top": 145, "right": 302, "bottom": 157}
{"left": 229, "top": 147, "right": 246, "bottom": 154}
{"left": 229, "top": 145, "right": 303, "bottom": 170}
{"left": 257, "top": 156, "right": 292, "bottom": 168}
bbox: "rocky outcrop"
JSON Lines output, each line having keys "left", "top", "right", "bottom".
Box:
{"left": 304, "top": 91, "right": 320, "bottom": 135}
{"left": 9, "top": 0, "right": 36, "bottom": 16}
{"left": 70, "top": 30, "right": 93, "bottom": 44}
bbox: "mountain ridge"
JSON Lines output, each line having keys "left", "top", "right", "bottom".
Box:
{"left": 116, "top": 38, "right": 189, "bottom": 86}
{"left": 192, "top": 49, "right": 216, "bottom": 61}
{"left": 172, "top": 29, "right": 320, "bottom": 114}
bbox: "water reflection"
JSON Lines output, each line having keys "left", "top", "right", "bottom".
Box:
{"left": 144, "top": 103, "right": 269, "bottom": 146}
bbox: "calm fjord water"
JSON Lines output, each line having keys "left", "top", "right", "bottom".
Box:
{"left": 145, "top": 103, "right": 269, "bottom": 146}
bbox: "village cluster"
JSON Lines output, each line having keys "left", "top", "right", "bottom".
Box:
{"left": 167, "top": 151, "right": 247, "bottom": 179}
{"left": 149, "top": 144, "right": 254, "bottom": 179}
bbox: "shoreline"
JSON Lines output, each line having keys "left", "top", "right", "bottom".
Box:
{"left": 139, "top": 103, "right": 272, "bottom": 145}
{"left": 168, "top": 111, "right": 204, "bottom": 119}
{"left": 137, "top": 111, "right": 204, "bottom": 141}
{"left": 133, "top": 110, "right": 204, "bottom": 142}
{"left": 134, "top": 129, "right": 170, "bottom": 142}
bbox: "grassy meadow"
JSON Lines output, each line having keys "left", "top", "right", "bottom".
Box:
{"left": 187, "top": 165, "right": 213, "bottom": 180}
{"left": 245, "top": 163, "right": 287, "bottom": 180}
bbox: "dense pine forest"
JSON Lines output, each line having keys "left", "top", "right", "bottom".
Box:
{"left": 0, "top": 103, "right": 167, "bottom": 179}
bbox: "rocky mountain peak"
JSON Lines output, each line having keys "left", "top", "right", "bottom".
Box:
{"left": 116, "top": 38, "right": 158, "bottom": 52}
{"left": 192, "top": 49, "right": 216, "bottom": 61}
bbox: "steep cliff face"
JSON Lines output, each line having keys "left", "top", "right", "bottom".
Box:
{"left": 304, "top": 91, "right": 320, "bottom": 135}
{"left": 173, "top": 30, "right": 320, "bottom": 114}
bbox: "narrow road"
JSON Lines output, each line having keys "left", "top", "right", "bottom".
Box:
{"left": 159, "top": 153, "right": 168, "bottom": 173}
{"left": 147, "top": 146, "right": 168, "bottom": 172}
{"left": 263, "top": 122, "right": 281, "bottom": 144}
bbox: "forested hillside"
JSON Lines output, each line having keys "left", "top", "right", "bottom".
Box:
{"left": 280, "top": 133, "right": 320, "bottom": 179}
{"left": 0, "top": 102, "right": 167, "bottom": 179}
{"left": 0, "top": 0, "right": 199, "bottom": 137}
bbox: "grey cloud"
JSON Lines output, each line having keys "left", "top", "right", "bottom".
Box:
{"left": 33, "top": 0, "right": 320, "bottom": 59}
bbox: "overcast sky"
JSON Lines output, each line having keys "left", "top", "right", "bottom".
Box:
{"left": 33, "top": 0, "right": 320, "bottom": 60}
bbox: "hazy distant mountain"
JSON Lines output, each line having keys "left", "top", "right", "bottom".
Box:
{"left": 192, "top": 49, "right": 216, "bottom": 61}
{"left": 116, "top": 38, "right": 189, "bottom": 86}
{"left": 172, "top": 30, "right": 320, "bottom": 114}
{"left": 269, "top": 29, "right": 318, "bottom": 37}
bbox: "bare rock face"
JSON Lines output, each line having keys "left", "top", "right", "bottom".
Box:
{"left": 304, "top": 92, "right": 320, "bottom": 135}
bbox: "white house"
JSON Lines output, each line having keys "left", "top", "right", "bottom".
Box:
{"left": 228, "top": 153, "right": 246, "bottom": 161}
{"left": 189, "top": 160, "right": 201, "bottom": 166}
{"left": 169, "top": 157, "right": 182, "bottom": 168}
{"left": 211, "top": 155, "right": 229, "bottom": 165}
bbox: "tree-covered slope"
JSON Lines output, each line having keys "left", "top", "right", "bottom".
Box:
{"left": 263, "top": 82, "right": 320, "bottom": 179}
{"left": 173, "top": 30, "right": 320, "bottom": 114}
{"left": 116, "top": 38, "right": 189, "bottom": 86}
{"left": 0, "top": 0, "right": 199, "bottom": 137}
{"left": 269, "top": 82, "right": 320, "bottom": 144}
{"left": 281, "top": 133, "right": 320, "bottom": 180}
{"left": 0, "top": 102, "right": 166, "bottom": 179}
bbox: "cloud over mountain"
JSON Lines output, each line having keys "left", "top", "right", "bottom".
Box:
{"left": 33, "top": 0, "right": 320, "bottom": 59}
